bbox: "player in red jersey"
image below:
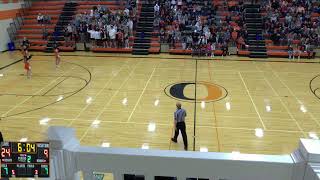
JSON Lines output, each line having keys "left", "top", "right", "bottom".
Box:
{"left": 21, "top": 45, "right": 31, "bottom": 79}
{"left": 24, "top": 60, "right": 31, "bottom": 79}
{"left": 24, "top": 56, "right": 31, "bottom": 79}
{"left": 54, "top": 46, "right": 61, "bottom": 68}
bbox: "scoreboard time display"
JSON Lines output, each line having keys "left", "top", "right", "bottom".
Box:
{"left": 1, "top": 142, "right": 49, "bottom": 178}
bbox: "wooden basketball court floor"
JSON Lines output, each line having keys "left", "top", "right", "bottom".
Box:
{"left": 1, "top": 51, "right": 320, "bottom": 156}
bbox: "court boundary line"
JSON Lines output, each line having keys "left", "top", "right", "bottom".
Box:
{"left": 310, "top": 74, "right": 320, "bottom": 100}
{"left": 238, "top": 72, "right": 267, "bottom": 130}
{"left": 93, "top": 62, "right": 141, "bottom": 119}
{"left": 207, "top": 60, "right": 221, "bottom": 152}
{"left": 68, "top": 61, "right": 131, "bottom": 127}
{"left": 0, "top": 75, "right": 88, "bottom": 97}
{"left": 269, "top": 65, "right": 319, "bottom": 135}
{"left": 0, "top": 60, "right": 92, "bottom": 119}
{"left": 42, "top": 76, "right": 69, "bottom": 96}
{"left": 78, "top": 61, "right": 142, "bottom": 142}
{"left": 127, "top": 67, "right": 157, "bottom": 122}
{"left": 33, "top": 54, "right": 320, "bottom": 64}
{"left": 193, "top": 58, "right": 198, "bottom": 151}
{"left": 255, "top": 63, "right": 306, "bottom": 136}
{"left": 2, "top": 71, "right": 69, "bottom": 117}
{"left": 5, "top": 115, "right": 312, "bottom": 134}
{"left": 0, "top": 58, "right": 23, "bottom": 71}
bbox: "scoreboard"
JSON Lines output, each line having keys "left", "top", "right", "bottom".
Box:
{"left": 0, "top": 142, "right": 50, "bottom": 178}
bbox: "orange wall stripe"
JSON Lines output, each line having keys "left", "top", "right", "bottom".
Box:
{"left": 0, "top": 8, "right": 20, "bottom": 20}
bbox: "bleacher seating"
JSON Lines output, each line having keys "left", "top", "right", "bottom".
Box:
{"left": 14, "top": 0, "right": 318, "bottom": 57}
{"left": 260, "top": 0, "right": 319, "bottom": 58}
{"left": 160, "top": 0, "right": 242, "bottom": 56}
{"left": 17, "top": 1, "right": 75, "bottom": 51}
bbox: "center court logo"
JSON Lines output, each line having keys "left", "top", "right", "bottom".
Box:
{"left": 164, "top": 81, "right": 228, "bottom": 102}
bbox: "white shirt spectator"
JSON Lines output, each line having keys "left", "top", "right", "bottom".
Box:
{"left": 67, "top": 25, "right": 72, "bottom": 33}
{"left": 154, "top": 4, "right": 160, "bottom": 13}
{"left": 177, "top": 0, "right": 182, "bottom": 6}
{"left": 90, "top": 9, "right": 94, "bottom": 17}
{"left": 109, "top": 27, "right": 117, "bottom": 40}
{"left": 105, "top": 24, "right": 111, "bottom": 32}
{"left": 88, "top": 30, "right": 95, "bottom": 39}
{"left": 124, "top": 8, "right": 130, "bottom": 16}
{"left": 270, "top": 14, "right": 277, "bottom": 22}
{"left": 211, "top": 43, "right": 216, "bottom": 50}
{"left": 195, "top": 21, "right": 202, "bottom": 31}
{"left": 94, "top": 31, "right": 101, "bottom": 40}
{"left": 127, "top": 20, "right": 133, "bottom": 30}
{"left": 37, "top": 14, "right": 43, "bottom": 21}
{"left": 204, "top": 31, "right": 211, "bottom": 40}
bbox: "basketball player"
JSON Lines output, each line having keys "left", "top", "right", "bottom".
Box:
{"left": 24, "top": 59, "right": 31, "bottom": 79}
{"left": 21, "top": 37, "right": 30, "bottom": 59}
{"left": 22, "top": 45, "right": 29, "bottom": 63}
{"left": 54, "top": 46, "right": 61, "bottom": 68}
{"left": 22, "top": 45, "right": 31, "bottom": 78}
{"left": 24, "top": 57, "right": 32, "bottom": 79}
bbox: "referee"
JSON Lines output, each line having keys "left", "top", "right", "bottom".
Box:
{"left": 171, "top": 102, "right": 188, "bottom": 151}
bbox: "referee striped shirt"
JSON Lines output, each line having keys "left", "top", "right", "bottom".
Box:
{"left": 174, "top": 108, "right": 187, "bottom": 123}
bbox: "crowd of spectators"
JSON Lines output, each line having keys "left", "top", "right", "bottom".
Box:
{"left": 154, "top": 0, "right": 248, "bottom": 56}
{"left": 262, "top": 0, "right": 320, "bottom": 51}
{"left": 35, "top": 0, "right": 319, "bottom": 57}
{"left": 152, "top": 0, "right": 319, "bottom": 57}
{"left": 68, "top": 0, "right": 137, "bottom": 48}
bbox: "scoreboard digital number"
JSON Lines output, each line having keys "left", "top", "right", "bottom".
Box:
{"left": 0, "top": 142, "right": 49, "bottom": 178}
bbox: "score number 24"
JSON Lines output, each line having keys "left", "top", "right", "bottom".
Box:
{"left": 1, "top": 148, "right": 11, "bottom": 158}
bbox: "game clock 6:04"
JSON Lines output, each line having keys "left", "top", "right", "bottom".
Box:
{"left": 13, "top": 142, "right": 37, "bottom": 153}
{"left": 0, "top": 142, "right": 50, "bottom": 178}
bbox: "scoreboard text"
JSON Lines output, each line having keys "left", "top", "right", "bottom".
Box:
{"left": 1, "top": 142, "right": 49, "bottom": 178}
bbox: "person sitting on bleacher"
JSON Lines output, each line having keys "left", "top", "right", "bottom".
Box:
{"left": 37, "top": 13, "right": 43, "bottom": 24}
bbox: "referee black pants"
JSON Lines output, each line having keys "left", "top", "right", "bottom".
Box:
{"left": 173, "top": 122, "right": 188, "bottom": 148}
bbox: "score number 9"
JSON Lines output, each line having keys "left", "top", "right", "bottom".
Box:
{"left": 44, "top": 149, "right": 49, "bottom": 158}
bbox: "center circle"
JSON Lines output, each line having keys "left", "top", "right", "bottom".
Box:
{"left": 164, "top": 81, "right": 228, "bottom": 103}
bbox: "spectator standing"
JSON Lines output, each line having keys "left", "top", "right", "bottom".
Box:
{"left": 109, "top": 25, "right": 117, "bottom": 47}
{"left": 154, "top": 3, "right": 160, "bottom": 16}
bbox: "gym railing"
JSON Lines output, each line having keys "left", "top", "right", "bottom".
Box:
{"left": 6, "top": 0, "right": 32, "bottom": 42}
{"left": 47, "top": 126, "right": 320, "bottom": 180}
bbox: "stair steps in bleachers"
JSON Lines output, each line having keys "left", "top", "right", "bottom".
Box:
{"left": 45, "top": 2, "right": 78, "bottom": 52}
{"left": 244, "top": 4, "right": 268, "bottom": 58}
{"left": 132, "top": 2, "right": 154, "bottom": 55}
